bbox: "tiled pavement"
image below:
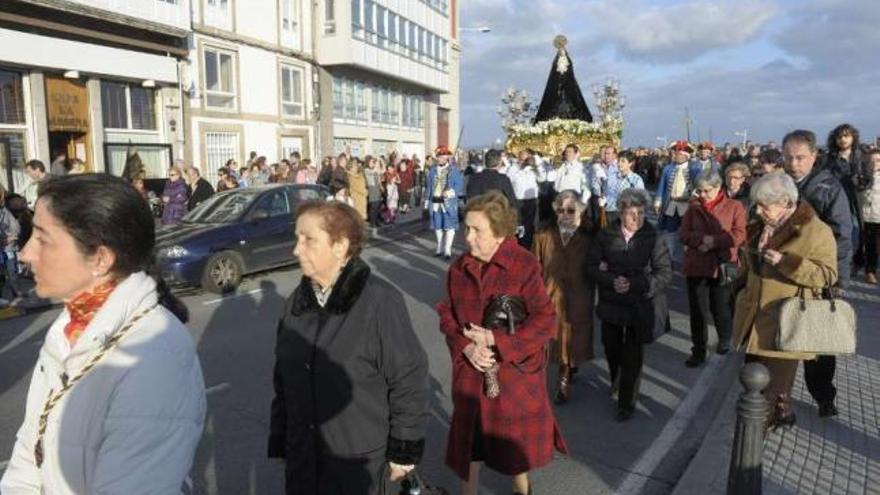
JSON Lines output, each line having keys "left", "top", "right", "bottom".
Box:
{"left": 762, "top": 279, "right": 880, "bottom": 495}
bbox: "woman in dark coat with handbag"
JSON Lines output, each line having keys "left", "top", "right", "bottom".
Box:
{"left": 269, "top": 200, "right": 429, "bottom": 495}
{"left": 680, "top": 170, "right": 747, "bottom": 366}
{"left": 586, "top": 188, "right": 673, "bottom": 421}
{"left": 437, "top": 191, "right": 567, "bottom": 495}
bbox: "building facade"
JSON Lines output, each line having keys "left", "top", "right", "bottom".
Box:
{"left": 316, "top": 0, "right": 460, "bottom": 160}
{"left": 0, "top": 0, "right": 461, "bottom": 192}
{"left": 0, "top": 0, "right": 190, "bottom": 193}
{"left": 184, "top": 0, "right": 318, "bottom": 185}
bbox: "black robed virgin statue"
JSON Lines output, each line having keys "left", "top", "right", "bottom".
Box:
{"left": 533, "top": 35, "right": 593, "bottom": 123}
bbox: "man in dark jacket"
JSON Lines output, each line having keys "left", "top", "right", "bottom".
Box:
{"left": 466, "top": 149, "right": 517, "bottom": 208}
{"left": 783, "top": 129, "right": 853, "bottom": 418}
{"left": 185, "top": 166, "right": 215, "bottom": 211}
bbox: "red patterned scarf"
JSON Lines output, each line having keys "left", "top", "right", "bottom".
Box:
{"left": 63, "top": 280, "right": 119, "bottom": 346}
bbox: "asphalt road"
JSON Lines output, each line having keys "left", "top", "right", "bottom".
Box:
{"left": 0, "top": 226, "right": 736, "bottom": 494}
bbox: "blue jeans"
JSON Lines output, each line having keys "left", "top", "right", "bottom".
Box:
{"left": 2, "top": 247, "right": 20, "bottom": 298}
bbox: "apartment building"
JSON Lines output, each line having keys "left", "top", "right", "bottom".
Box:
{"left": 315, "top": 0, "right": 460, "bottom": 160}
{"left": 0, "top": 0, "right": 190, "bottom": 193}
{"left": 185, "top": 0, "right": 317, "bottom": 184}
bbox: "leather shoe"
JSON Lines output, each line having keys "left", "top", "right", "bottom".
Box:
{"left": 818, "top": 402, "right": 839, "bottom": 418}
{"left": 685, "top": 354, "right": 705, "bottom": 367}
{"left": 867, "top": 273, "right": 878, "bottom": 284}
{"left": 616, "top": 406, "right": 635, "bottom": 422}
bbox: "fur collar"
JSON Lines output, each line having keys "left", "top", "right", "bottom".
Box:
{"left": 290, "top": 258, "right": 372, "bottom": 316}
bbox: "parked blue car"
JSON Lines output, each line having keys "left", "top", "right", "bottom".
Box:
{"left": 156, "top": 183, "right": 330, "bottom": 293}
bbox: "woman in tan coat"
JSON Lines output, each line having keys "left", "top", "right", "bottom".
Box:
{"left": 733, "top": 173, "right": 838, "bottom": 430}
{"left": 532, "top": 189, "right": 595, "bottom": 404}
{"left": 346, "top": 159, "right": 368, "bottom": 220}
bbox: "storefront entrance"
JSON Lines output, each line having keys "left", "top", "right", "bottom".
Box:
{"left": 45, "top": 76, "right": 91, "bottom": 171}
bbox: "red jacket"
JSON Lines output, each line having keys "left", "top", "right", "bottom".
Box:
{"left": 398, "top": 163, "right": 415, "bottom": 192}
{"left": 679, "top": 195, "right": 747, "bottom": 278}
{"left": 437, "top": 238, "right": 567, "bottom": 480}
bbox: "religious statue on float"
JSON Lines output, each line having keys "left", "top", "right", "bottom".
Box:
{"left": 504, "top": 35, "right": 623, "bottom": 161}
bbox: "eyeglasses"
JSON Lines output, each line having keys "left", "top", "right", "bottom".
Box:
{"left": 555, "top": 207, "right": 577, "bottom": 215}
{"left": 727, "top": 175, "right": 746, "bottom": 180}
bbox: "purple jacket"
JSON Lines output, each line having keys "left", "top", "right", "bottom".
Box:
{"left": 161, "top": 179, "right": 189, "bottom": 226}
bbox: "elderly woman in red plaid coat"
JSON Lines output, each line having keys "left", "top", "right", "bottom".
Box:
{"left": 437, "top": 191, "right": 568, "bottom": 495}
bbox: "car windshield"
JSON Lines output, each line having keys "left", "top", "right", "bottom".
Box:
{"left": 183, "top": 189, "right": 261, "bottom": 223}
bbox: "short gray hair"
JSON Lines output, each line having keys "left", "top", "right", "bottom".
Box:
{"left": 553, "top": 189, "right": 586, "bottom": 211}
{"left": 617, "top": 188, "right": 650, "bottom": 211}
{"left": 750, "top": 172, "right": 799, "bottom": 206}
{"left": 694, "top": 170, "right": 723, "bottom": 189}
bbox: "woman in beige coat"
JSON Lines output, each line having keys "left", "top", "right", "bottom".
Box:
{"left": 532, "top": 190, "right": 595, "bottom": 404}
{"left": 346, "top": 159, "right": 368, "bottom": 220}
{"left": 733, "top": 173, "right": 837, "bottom": 430}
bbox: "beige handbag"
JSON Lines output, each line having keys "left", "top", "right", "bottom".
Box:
{"left": 777, "top": 286, "right": 856, "bottom": 354}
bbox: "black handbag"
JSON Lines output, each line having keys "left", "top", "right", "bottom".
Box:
{"left": 482, "top": 294, "right": 528, "bottom": 335}
{"left": 718, "top": 260, "right": 741, "bottom": 286}
{"left": 479, "top": 294, "right": 529, "bottom": 399}
{"left": 384, "top": 469, "right": 449, "bottom": 495}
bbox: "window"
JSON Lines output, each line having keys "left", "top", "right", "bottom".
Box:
{"left": 377, "top": 5, "right": 386, "bottom": 44}
{"left": 351, "top": 0, "right": 362, "bottom": 36}
{"left": 332, "top": 78, "right": 343, "bottom": 118}
{"left": 364, "top": 0, "right": 374, "bottom": 34}
{"left": 281, "top": 0, "right": 300, "bottom": 48}
{"left": 324, "top": 0, "right": 336, "bottom": 34}
{"left": 130, "top": 87, "right": 156, "bottom": 129}
{"left": 355, "top": 82, "right": 368, "bottom": 121}
{"left": 101, "top": 82, "right": 128, "bottom": 129}
{"left": 402, "top": 95, "right": 423, "bottom": 129}
{"left": 0, "top": 70, "right": 25, "bottom": 124}
{"left": 291, "top": 187, "right": 323, "bottom": 203}
{"left": 388, "top": 13, "right": 398, "bottom": 46}
{"left": 205, "top": 131, "right": 240, "bottom": 183}
{"left": 280, "top": 64, "right": 304, "bottom": 118}
{"left": 205, "top": 0, "right": 231, "bottom": 30}
{"left": 253, "top": 190, "right": 290, "bottom": 218}
{"left": 343, "top": 79, "right": 354, "bottom": 119}
{"left": 101, "top": 82, "right": 156, "bottom": 130}
{"left": 204, "top": 48, "right": 236, "bottom": 110}
{"left": 371, "top": 86, "right": 379, "bottom": 123}
{"left": 0, "top": 131, "right": 28, "bottom": 194}
{"left": 390, "top": 92, "right": 399, "bottom": 125}
{"left": 409, "top": 23, "right": 417, "bottom": 56}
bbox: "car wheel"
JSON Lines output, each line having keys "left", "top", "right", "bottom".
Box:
{"left": 201, "top": 251, "right": 244, "bottom": 294}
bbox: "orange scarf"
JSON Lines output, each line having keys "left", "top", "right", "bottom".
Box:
{"left": 63, "top": 280, "right": 119, "bottom": 346}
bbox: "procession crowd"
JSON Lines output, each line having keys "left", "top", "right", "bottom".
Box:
{"left": 0, "top": 122, "right": 877, "bottom": 495}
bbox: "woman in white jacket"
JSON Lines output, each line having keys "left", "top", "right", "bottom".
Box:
{"left": 1, "top": 174, "right": 206, "bottom": 495}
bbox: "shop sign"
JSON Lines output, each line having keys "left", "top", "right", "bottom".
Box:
{"left": 46, "top": 78, "right": 89, "bottom": 132}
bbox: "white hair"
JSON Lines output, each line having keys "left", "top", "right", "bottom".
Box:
{"left": 750, "top": 172, "right": 799, "bottom": 206}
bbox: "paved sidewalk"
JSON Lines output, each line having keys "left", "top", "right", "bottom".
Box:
{"left": 674, "top": 279, "right": 880, "bottom": 495}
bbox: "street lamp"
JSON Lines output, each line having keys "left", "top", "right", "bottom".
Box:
{"left": 460, "top": 26, "right": 491, "bottom": 33}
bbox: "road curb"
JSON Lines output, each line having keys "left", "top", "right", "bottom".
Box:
{"left": 671, "top": 352, "right": 744, "bottom": 494}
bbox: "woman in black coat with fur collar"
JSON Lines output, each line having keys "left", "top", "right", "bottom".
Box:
{"left": 268, "top": 200, "right": 429, "bottom": 495}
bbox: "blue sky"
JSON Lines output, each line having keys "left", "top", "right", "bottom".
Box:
{"left": 459, "top": 0, "right": 880, "bottom": 149}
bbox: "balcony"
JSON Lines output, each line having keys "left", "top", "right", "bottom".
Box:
{"left": 25, "top": 0, "right": 191, "bottom": 35}
{"left": 318, "top": 32, "right": 449, "bottom": 93}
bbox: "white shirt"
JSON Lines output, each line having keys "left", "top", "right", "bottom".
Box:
{"left": 508, "top": 164, "right": 540, "bottom": 200}
{"left": 554, "top": 160, "right": 591, "bottom": 202}
{"left": 535, "top": 157, "right": 557, "bottom": 183}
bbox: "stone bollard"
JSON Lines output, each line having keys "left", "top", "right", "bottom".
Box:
{"left": 727, "top": 362, "right": 770, "bottom": 495}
